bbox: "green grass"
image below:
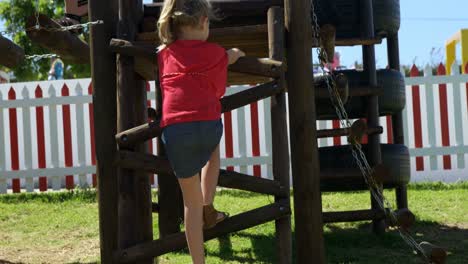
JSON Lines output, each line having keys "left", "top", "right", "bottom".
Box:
{"left": 0, "top": 183, "right": 467, "bottom": 263}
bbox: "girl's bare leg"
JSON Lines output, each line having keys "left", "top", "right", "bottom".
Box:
{"left": 201, "top": 145, "right": 220, "bottom": 205}
{"left": 178, "top": 174, "right": 205, "bottom": 264}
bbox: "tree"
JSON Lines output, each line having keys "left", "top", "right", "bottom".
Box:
{"left": 0, "top": 0, "right": 90, "bottom": 82}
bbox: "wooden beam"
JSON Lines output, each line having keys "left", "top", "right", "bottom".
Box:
{"left": 144, "top": 1, "right": 282, "bottom": 22}
{"left": 316, "top": 126, "right": 383, "bottom": 138}
{"left": 228, "top": 57, "right": 284, "bottom": 78}
{"left": 116, "top": 80, "right": 281, "bottom": 148}
{"left": 26, "top": 14, "right": 90, "bottom": 64}
{"left": 284, "top": 0, "right": 326, "bottom": 263}
{"left": 314, "top": 74, "right": 349, "bottom": 103}
{"left": 221, "top": 80, "right": 282, "bottom": 112}
{"left": 114, "top": 156, "right": 288, "bottom": 197}
{"left": 116, "top": 73, "right": 348, "bottom": 149}
{"left": 114, "top": 200, "right": 291, "bottom": 263}
{"left": 0, "top": 35, "right": 25, "bottom": 68}
{"left": 322, "top": 209, "right": 385, "bottom": 223}
{"left": 116, "top": 0, "right": 153, "bottom": 262}
{"left": 109, "top": 38, "right": 157, "bottom": 58}
{"left": 218, "top": 169, "right": 288, "bottom": 197}
{"left": 109, "top": 37, "right": 283, "bottom": 83}
{"left": 137, "top": 24, "right": 269, "bottom": 58}
{"left": 116, "top": 120, "right": 162, "bottom": 149}
{"left": 88, "top": 0, "right": 119, "bottom": 262}
{"left": 268, "top": 7, "right": 292, "bottom": 264}
{"left": 361, "top": 0, "right": 386, "bottom": 234}
{"left": 115, "top": 150, "right": 173, "bottom": 175}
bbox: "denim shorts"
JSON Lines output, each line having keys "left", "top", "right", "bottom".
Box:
{"left": 162, "top": 119, "right": 223, "bottom": 178}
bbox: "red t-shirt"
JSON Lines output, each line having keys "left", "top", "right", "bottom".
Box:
{"left": 157, "top": 40, "right": 228, "bottom": 128}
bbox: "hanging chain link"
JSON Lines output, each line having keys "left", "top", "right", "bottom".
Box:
{"left": 25, "top": 53, "right": 59, "bottom": 61}
{"left": 310, "top": 2, "right": 430, "bottom": 262}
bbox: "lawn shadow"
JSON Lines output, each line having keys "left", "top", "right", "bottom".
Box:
{"left": 0, "top": 260, "right": 25, "bottom": 264}
{"left": 206, "top": 221, "right": 468, "bottom": 264}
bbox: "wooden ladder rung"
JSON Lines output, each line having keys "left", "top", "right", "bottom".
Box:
{"left": 317, "top": 126, "right": 383, "bottom": 138}
{"left": 228, "top": 57, "right": 284, "bottom": 78}
{"left": 116, "top": 120, "right": 162, "bottom": 149}
{"left": 113, "top": 199, "right": 291, "bottom": 263}
{"left": 322, "top": 209, "right": 386, "bottom": 223}
{"left": 218, "top": 169, "right": 288, "bottom": 197}
{"left": 115, "top": 150, "right": 173, "bottom": 175}
{"left": 221, "top": 80, "right": 282, "bottom": 113}
{"left": 116, "top": 80, "right": 283, "bottom": 148}
{"left": 314, "top": 73, "right": 349, "bottom": 103}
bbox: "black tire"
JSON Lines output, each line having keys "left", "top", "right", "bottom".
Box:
{"left": 313, "top": 0, "right": 400, "bottom": 39}
{"left": 317, "top": 69, "right": 406, "bottom": 120}
{"left": 319, "top": 144, "right": 410, "bottom": 192}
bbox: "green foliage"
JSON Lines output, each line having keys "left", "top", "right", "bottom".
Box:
{"left": 0, "top": 188, "right": 97, "bottom": 203}
{"left": 0, "top": 0, "right": 91, "bottom": 82}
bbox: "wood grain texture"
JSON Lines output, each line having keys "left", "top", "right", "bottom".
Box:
{"left": 88, "top": 0, "right": 119, "bottom": 262}
{"left": 284, "top": 0, "right": 326, "bottom": 262}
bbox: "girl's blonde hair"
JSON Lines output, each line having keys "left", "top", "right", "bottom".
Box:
{"left": 158, "top": 0, "right": 214, "bottom": 45}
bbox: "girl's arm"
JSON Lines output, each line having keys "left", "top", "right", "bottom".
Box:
{"left": 227, "top": 48, "right": 246, "bottom": 65}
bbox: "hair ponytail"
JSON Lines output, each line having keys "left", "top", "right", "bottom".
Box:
{"left": 157, "top": 0, "right": 214, "bottom": 45}
{"left": 158, "top": 0, "right": 178, "bottom": 45}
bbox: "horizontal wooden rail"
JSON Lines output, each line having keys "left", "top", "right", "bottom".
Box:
{"left": 218, "top": 169, "right": 288, "bottom": 197}
{"left": 221, "top": 80, "right": 282, "bottom": 112}
{"left": 0, "top": 35, "right": 25, "bottom": 68}
{"left": 116, "top": 120, "right": 162, "bottom": 149}
{"left": 144, "top": 1, "right": 281, "bottom": 20}
{"left": 228, "top": 57, "right": 284, "bottom": 78}
{"left": 315, "top": 74, "right": 349, "bottom": 103}
{"left": 109, "top": 38, "right": 283, "bottom": 82}
{"left": 322, "top": 209, "right": 386, "bottom": 223}
{"left": 117, "top": 81, "right": 281, "bottom": 148}
{"left": 109, "top": 38, "right": 157, "bottom": 57}
{"left": 26, "top": 14, "right": 90, "bottom": 64}
{"left": 115, "top": 150, "right": 173, "bottom": 174}
{"left": 114, "top": 199, "right": 290, "bottom": 263}
{"left": 317, "top": 126, "right": 383, "bottom": 138}
{"left": 115, "top": 153, "right": 286, "bottom": 196}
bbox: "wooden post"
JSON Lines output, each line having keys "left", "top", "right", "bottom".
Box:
{"left": 88, "top": 0, "right": 119, "bottom": 263}
{"left": 284, "top": 0, "right": 326, "bottom": 263}
{"left": 116, "top": 0, "right": 153, "bottom": 262}
{"left": 0, "top": 35, "right": 25, "bottom": 68}
{"left": 361, "top": 0, "right": 386, "bottom": 234}
{"left": 268, "top": 7, "right": 292, "bottom": 264}
{"left": 387, "top": 33, "right": 408, "bottom": 209}
{"left": 155, "top": 60, "right": 183, "bottom": 237}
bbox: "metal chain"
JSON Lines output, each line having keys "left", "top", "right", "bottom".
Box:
{"left": 25, "top": 53, "right": 59, "bottom": 61}
{"left": 1, "top": 2, "right": 103, "bottom": 62}
{"left": 35, "top": 20, "right": 104, "bottom": 32}
{"left": 310, "top": 2, "right": 430, "bottom": 262}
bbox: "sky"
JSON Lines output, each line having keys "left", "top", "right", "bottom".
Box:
{"left": 2, "top": 0, "right": 468, "bottom": 68}
{"left": 334, "top": 0, "right": 468, "bottom": 68}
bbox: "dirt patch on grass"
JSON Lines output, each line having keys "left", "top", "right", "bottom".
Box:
{"left": 0, "top": 237, "right": 99, "bottom": 263}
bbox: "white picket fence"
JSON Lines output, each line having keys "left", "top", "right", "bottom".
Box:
{"left": 0, "top": 65, "right": 467, "bottom": 193}
{"left": 402, "top": 63, "right": 468, "bottom": 182}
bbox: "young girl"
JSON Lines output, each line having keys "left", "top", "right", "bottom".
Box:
{"left": 157, "top": 0, "right": 245, "bottom": 263}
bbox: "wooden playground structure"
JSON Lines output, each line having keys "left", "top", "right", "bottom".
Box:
{"left": 0, "top": 0, "right": 449, "bottom": 263}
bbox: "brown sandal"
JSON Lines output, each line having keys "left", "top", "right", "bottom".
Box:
{"left": 203, "top": 204, "right": 229, "bottom": 229}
